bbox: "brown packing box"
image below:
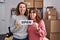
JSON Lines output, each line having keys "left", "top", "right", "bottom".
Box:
{"left": 44, "top": 20, "right": 50, "bottom": 38}
{"left": 47, "top": 15, "right": 57, "bottom": 20}
{"left": 48, "top": 16, "right": 56, "bottom": 20}
{"left": 25, "top": 0, "right": 43, "bottom": 2}
{"left": 50, "top": 16, "right": 56, "bottom": 20}
{"left": 24, "top": 0, "right": 43, "bottom": 8}
{"left": 50, "top": 33, "right": 60, "bottom": 40}
{"left": 46, "top": 9, "right": 57, "bottom": 15}
{"left": 35, "top": 1, "right": 43, "bottom": 8}
{"left": 49, "top": 9, "right": 57, "bottom": 16}
{"left": 46, "top": 6, "right": 53, "bottom": 9}
{"left": 24, "top": 0, "right": 34, "bottom": 2}
{"left": 44, "top": 11, "right": 48, "bottom": 19}
{"left": 25, "top": 2, "right": 34, "bottom": 8}
{"left": 45, "top": 6, "right": 57, "bottom": 20}
{"left": 45, "top": 12, "right": 57, "bottom": 20}
{"left": 44, "top": 20, "right": 60, "bottom": 39}
{"left": 51, "top": 20, "right": 60, "bottom": 32}
{"left": 24, "top": 0, "right": 34, "bottom": 8}
{"left": 35, "top": 0, "right": 43, "bottom": 2}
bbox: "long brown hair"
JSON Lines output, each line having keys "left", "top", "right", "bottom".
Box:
{"left": 15, "top": 2, "right": 28, "bottom": 16}
{"left": 28, "top": 8, "right": 41, "bottom": 23}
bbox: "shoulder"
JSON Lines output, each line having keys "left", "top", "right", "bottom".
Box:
{"left": 24, "top": 16, "right": 28, "bottom": 20}
{"left": 39, "top": 19, "right": 44, "bottom": 23}
{"left": 12, "top": 15, "right": 17, "bottom": 19}
{"left": 39, "top": 19, "right": 45, "bottom": 25}
{"left": 18, "top": 15, "right": 28, "bottom": 20}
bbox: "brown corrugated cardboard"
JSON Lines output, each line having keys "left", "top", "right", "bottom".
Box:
{"left": 48, "top": 15, "right": 56, "bottom": 20}
{"left": 24, "top": 0, "right": 34, "bottom": 2}
{"left": 51, "top": 20, "right": 60, "bottom": 32}
{"left": 24, "top": 0, "right": 43, "bottom": 8}
{"left": 44, "top": 6, "right": 57, "bottom": 20}
{"left": 35, "top": 2, "right": 43, "bottom": 8}
{"left": 44, "top": 20, "right": 60, "bottom": 40}
{"left": 45, "top": 13, "right": 57, "bottom": 20}
{"left": 25, "top": 2, "right": 34, "bottom": 8}
{"left": 35, "top": 0, "right": 43, "bottom": 2}
{"left": 25, "top": 0, "right": 43, "bottom": 2}
{"left": 50, "top": 33, "right": 60, "bottom": 40}
{"left": 44, "top": 20, "right": 50, "bottom": 39}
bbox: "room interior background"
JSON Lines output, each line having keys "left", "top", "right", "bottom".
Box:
{"left": 0, "top": 0, "right": 60, "bottom": 40}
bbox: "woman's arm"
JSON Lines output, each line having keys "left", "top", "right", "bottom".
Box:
{"left": 39, "top": 20, "right": 47, "bottom": 37}
{"left": 34, "top": 20, "right": 47, "bottom": 37}
{"left": 10, "top": 15, "right": 20, "bottom": 33}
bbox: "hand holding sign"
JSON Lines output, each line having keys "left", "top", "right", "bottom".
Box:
{"left": 33, "top": 22, "right": 39, "bottom": 29}
{"left": 15, "top": 22, "right": 20, "bottom": 28}
{"left": 15, "top": 20, "right": 33, "bottom": 28}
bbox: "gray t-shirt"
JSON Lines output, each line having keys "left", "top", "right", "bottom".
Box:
{"left": 10, "top": 15, "right": 28, "bottom": 39}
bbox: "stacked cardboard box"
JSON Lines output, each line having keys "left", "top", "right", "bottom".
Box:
{"left": 24, "top": 0, "right": 43, "bottom": 8}
{"left": 44, "top": 20, "right": 60, "bottom": 40}
{"left": 45, "top": 6, "right": 57, "bottom": 20}
{"left": 50, "top": 20, "right": 60, "bottom": 40}
{"left": 35, "top": 1, "right": 43, "bottom": 8}
{"left": 24, "top": 0, "right": 34, "bottom": 8}
{"left": 35, "top": 0, "right": 43, "bottom": 2}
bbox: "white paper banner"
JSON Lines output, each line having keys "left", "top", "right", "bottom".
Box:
{"left": 19, "top": 20, "right": 33, "bottom": 25}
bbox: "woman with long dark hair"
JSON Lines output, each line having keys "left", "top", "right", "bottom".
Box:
{"left": 28, "top": 8, "right": 47, "bottom": 40}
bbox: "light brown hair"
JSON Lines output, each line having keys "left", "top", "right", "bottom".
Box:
{"left": 15, "top": 2, "right": 28, "bottom": 16}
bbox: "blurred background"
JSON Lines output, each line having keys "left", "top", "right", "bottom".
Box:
{"left": 0, "top": 0, "right": 60, "bottom": 40}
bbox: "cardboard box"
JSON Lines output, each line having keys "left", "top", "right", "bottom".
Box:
{"left": 48, "top": 15, "right": 57, "bottom": 20}
{"left": 51, "top": 16, "right": 56, "bottom": 20}
{"left": 44, "top": 11, "right": 48, "bottom": 19}
{"left": 46, "top": 6, "right": 53, "bottom": 9}
{"left": 48, "top": 11, "right": 57, "bottom": 16}
{"left": 24, "top": 0, "right": 43, "bottom": 8}
{"left": 25, "top": 2, "right": 34, "bottom": 8}
{"left": 24, "top": 0, "right": 34, "bottom": 8}
{"left": 35, "top": 0, "right": 43, "bottom": 2}
{"left": 45, "top": 13, "right": 57, "bottom": 20}
{"left": 25, "top": 0, "right": 43, "bottom": 2}
{"left": 44, "top": 20, "right": 60, "bottom": 39}
{"left": 47, "top": 8, "right": 57, "bottom": 15}
{"left": 24, "top": 0, "right": 34, "bottom": 2}
{"left": 44, "top": 20, "right": 50, "bottom": 39}
{"left": 51, "top": 20, "right": 60, "bottom": 32}
{"left": 50, "top": 9, "right": 57, "bottom": 16}
{"left": 45, "top": 6, "right": 57, "bottom": 20}
{"left": 50, "top": 33, "right": 60, "bottom": 40}
{"left": 35, "top": 2, "right": 43, "bottom": 8}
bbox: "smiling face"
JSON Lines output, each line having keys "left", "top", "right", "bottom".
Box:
{"left": 28, "top": 8, "right": 41, "bottom": 22}
{"left": 19, "top": 4, "right": 26, "bottom": 15}
{"left": 30, "top": 10, "right": 36, "bottom": 20}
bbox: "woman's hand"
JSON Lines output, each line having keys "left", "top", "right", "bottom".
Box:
{"left": 33, "top": 22, "right": 39, "bottom": 30}
{"left": 15, "top": 22, "right": 20, "bottom": 28}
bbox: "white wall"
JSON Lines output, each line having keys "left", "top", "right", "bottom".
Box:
{"left": 43, "top": 0, "right": 60, "bottom": 19}
{"left": 0, "top": 0, "right": 24, "bottom": 34}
